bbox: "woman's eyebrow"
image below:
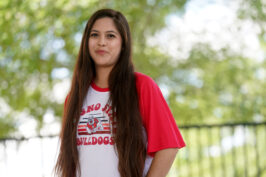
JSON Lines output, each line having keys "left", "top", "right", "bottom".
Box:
{"left": 91, "top": 29, "right": 99, "bottom": 33}
{"left": 90, "top": 29, "right": 118, "bottom": 34}
{"left": 106, "top": 30, "right": 118, "bottom": 34}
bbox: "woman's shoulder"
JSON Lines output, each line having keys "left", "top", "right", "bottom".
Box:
{"left": 134, "top": 72, "right": 158, "bottom": 89}
{"left": 135, "top": 72, "right": 154, "bottom": 82}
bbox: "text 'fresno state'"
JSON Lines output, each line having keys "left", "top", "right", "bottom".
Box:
{"left": 80, "top": 103, "right": 115, "bottom": 120}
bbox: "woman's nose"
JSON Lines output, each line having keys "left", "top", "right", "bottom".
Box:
{"left": 98, "top": 36, "right": 106, "bottom": 46}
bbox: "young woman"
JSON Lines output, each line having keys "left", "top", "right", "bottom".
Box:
{"left": 55, "top": 9, "right": 185, "bottom": 177}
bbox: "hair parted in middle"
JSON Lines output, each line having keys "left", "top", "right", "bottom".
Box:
{"left": 55, "top": 9, "right": 146, "bottom": 177}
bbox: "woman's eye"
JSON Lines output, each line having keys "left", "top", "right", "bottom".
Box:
{"left": 90, "top": 33, "right": 98, "bottom": 37}
{"left": 107, "top": 34, "right": 115, "bottom": 38}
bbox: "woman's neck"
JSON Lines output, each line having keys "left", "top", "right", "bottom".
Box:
{"left": 94, "top": 67, "right": 112, "bottom": 88}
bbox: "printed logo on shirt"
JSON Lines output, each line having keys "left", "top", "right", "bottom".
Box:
{"left": 87, "top": 117, "right": 100, "bottom": 132}
{"left": 78, "top": 115, "right": 112, "bottom": 135}
{"left": 77, "top": 102, "right": 116, "bottom": 146}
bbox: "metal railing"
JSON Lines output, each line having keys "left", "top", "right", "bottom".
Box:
{"left": 174, "top": 121, "right": 266, "bottom": 177}
{"left": 0, "top": 121, "right": 265, "bottom": 177}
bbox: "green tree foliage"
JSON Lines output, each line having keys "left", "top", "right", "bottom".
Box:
{"left": 238, "top": 0, "right": 266, "bottom": 56}
{"left": 0, "top": 0, "right": 186, "bottom": 137}
{"left": 168, "top": 45, "right": 266, "bottom": 124}
{"left": 165, "top": 0, "right": 266, "bottom": 124}
{"left": 0, "top": 0, "right": 265, "bottom": 137}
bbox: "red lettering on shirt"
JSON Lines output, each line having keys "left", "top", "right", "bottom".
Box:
{"left": 77, "top": 136, "right": 114, "bottom": 146}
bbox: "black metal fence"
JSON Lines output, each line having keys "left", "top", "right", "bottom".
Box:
{"left": 0, "top": 121, "right": 265, "bottom": 177}
{"left": 174, "top": 121, "right": 266, "bottom": 177}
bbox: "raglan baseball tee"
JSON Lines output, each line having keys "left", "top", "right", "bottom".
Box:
{"left": 66, "top": 72, "right": 185, "bottom": 177}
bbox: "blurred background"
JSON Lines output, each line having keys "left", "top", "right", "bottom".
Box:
{"left": 0, "top": 0, "right": 265, "bottom": 176}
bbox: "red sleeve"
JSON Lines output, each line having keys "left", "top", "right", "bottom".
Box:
{"left": 135, "top": 72, "right": 186, "bottom": 157}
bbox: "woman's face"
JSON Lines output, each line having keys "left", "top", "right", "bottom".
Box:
{"left": 89, "top": 17, "right": 122, "bottom": 70}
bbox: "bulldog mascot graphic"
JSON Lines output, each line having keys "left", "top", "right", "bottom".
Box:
{"left": 86, "top": 116, "right": 103, "bottom": 133}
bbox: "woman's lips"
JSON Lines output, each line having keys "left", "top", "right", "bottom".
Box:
{"left": 95, "top": 50, "right": 107, "bottom": 55}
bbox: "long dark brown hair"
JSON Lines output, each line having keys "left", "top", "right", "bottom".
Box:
{"left": 54, "top": 9, "right": 146, "bottom": 177}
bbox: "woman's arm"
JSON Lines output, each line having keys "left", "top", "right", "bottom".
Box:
{"left": 146, "top": 148, "right": 178, "bottom": 177}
